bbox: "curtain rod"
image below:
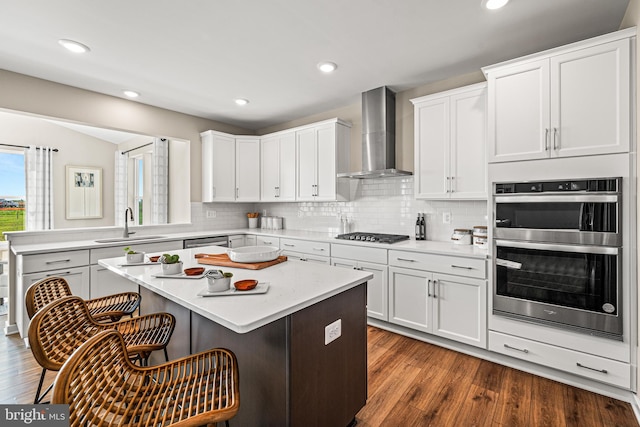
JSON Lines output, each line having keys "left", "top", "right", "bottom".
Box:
{"left": 0, "top": 143, "right": 59, "bottom": 152}
{"left": 121, "top": 142, "right": 153, "bottom": 155}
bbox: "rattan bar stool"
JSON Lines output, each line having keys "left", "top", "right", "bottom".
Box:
{"left": 25, "top": 276, "right": 141, "bottom": 323}
{"left": 28, "top": 295, "right": 175, "bottom": 404}
{"left": 53, "top": 329, "right": 240, "bottom": 427}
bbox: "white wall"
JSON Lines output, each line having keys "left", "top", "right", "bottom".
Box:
{"left": 0, "top": 111, "right": 117, "bottom": 228}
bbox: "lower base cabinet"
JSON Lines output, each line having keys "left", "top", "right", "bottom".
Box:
{"left": 389, "top": 266, "right": 487, "bottom": 348}
{"left": 332, "top": 257, "right": 388, "bottom": 321}
{"left": 489, "top": 331, "right": 630, "bottom": 388}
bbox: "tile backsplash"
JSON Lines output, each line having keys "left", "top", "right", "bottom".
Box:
{"left": 194, "top": 177, "right": 488, "bottom": 242}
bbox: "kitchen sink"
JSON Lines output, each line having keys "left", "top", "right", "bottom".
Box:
{"left": 94, "top": 235, "right": 166, "bottom": 243}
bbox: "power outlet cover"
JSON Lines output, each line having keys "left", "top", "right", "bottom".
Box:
{"left": 206, "top": 210, "right": 216, "bottom": 218}
{"left": 324, "top": 319, "right": 342, "bottom": 345}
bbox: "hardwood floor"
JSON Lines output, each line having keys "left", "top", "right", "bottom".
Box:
{"left": 356, "top": 326, "right": 639, "bottom": 427}
{"left": 0, "top": 314, "right": 638, "bottom": 426}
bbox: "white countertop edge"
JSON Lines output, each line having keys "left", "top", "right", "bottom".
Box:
{"left": 11, "top": 228, "right": 488, "bottom": 259}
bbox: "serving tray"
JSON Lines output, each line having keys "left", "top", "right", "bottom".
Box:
{"left": 118, "top": 262, "right": 160, "bottom": 267}
{"left": 152, "top": 270, "right": 210, "bottom": 279}
{"left": 197, "top": 283, "right": 269, "bottom": 297}
{"left": 196, "top": 254, "right": 287, "bottom": 270}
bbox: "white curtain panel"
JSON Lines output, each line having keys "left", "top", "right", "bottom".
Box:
{"left": 151, "top": 138, "right": 169, "bottom": 224}
{"left": 114, "top": 151, "right": 128, "bottom": 226}
{"left": 25, "top": 146, "right": 54, "bottom": 230}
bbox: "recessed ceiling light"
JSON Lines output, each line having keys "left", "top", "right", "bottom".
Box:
{"left": 317, "top": 62, "right": 338, "bottom": 73}
{"left": 123, "top": 90, "right": 140, "bottom": 98}
{"left": 235, "top": 98, "right": 249, "bottom": 106}
{"left": 482, "top": 0, "right": 509, "bottom": 10}
{"left": 58, "top": 39, "right": 90, "bottom": 53}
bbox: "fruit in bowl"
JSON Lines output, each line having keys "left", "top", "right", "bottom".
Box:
{"left": 149, "top": 255, "right": 161, "bottom": 263}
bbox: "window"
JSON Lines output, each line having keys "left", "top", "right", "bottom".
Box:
{"left": 134, "top": 157, "right": 144, "bottom": 225}
{"left": 0, "top": 150, "right": 25, "bottom": 240}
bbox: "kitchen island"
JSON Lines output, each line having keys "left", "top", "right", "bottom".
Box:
{"left": 99, "top": 246, "right": 373, "bottom": 427}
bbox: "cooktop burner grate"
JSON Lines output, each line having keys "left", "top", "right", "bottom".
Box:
{"left": 335, "top": 232, "right": 410, "bottom": 244}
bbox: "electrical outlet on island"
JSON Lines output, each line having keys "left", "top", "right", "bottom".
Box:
{"left": 324, "top": 319, "right": 342, "bottom": 345}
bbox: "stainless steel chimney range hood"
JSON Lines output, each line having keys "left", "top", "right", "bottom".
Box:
{"left": 337, "top": 86, "right": 412, "bottom": 179}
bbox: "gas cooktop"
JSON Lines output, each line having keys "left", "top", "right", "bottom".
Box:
{"left": 335, "top": 232, "right": 411, "bottom": 244}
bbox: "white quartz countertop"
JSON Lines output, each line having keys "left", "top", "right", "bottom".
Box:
{"left": 10, "top": 227, "right": 488, "bottom": 259}
{"left": 99, "top": 246, "right": 373, "bottom": 334}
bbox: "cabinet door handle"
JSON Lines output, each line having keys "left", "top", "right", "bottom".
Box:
{"left": 433, "top": 279, "right": 437, "bottom": 298}
{"left": 46, "top": 271, "right": 81, "bottom": 277}
{"left": 283, "top": 243, "right": 295, "bottom": 247}
{"left": 263, "top": 241, "right": 272, "bottom": 245}
{"left": 45, "top": 259, "right": 71, "bottom": 265}
{"left": 553, "top": 127, "right": 559, "bottom": 150}
{"left": 427, "top": 279, "right": 432, "bottom": 297}
{"left": 446, "top": 176, "right": 450, "bottom": 193}
{"left": 504, "top": 343, "right": 529, "bottom": 354}
{"left": 544, "top": 128, "right": 549, "bottom": 151}
{"left": 576, "top": 362, "right": 608, "bottom": 374}
{"left": 312, "top": 247, "right": 325, "bottom": 252}
{"left": 212, "top": 187, "right": 216, "bottom": 198}
{"left": 451, "top": 264, "right": 473, "bottom": 270}
{"left": 396, "top": 257, "right": 417, "bottom": 262}
{"left": 236, "top": 188, "right": 239, "bottom": 198}
{"left": 451, "top": 176, "right": 455, "bottom": 193}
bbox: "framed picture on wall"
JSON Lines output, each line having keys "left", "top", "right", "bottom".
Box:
{"left": 66, "top": 165, "right": 103, "bottom": 219}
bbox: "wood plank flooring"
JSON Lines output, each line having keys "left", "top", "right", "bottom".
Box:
{"left": 0, "top": 314, "right": 637, "bottom": 426}
{"left": 356, "top": 326, "right": 639, "bottom": 427}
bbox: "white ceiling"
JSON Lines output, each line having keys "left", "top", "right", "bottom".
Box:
{"left": 0, "top": 0, "right": 630, "bottom": 131}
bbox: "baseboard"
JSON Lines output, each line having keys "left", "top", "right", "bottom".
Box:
{"left": 3, "top": 321, "right": 17, "bottom": 336}
{"left": 632, "top": 393, "right": 640, "bottom": 425}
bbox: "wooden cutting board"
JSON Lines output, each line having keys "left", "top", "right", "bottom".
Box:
{"left": 195, "top": 253, "right": 288, "bottom": 270}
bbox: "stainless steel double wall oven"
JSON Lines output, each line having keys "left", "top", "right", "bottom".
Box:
{"left": 492, "top": 177, "right": 622, "bottom": 339}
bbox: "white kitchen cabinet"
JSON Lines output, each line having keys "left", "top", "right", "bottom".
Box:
{"left": 201, "top": 131, "right": 260, "bottom": 202}
{"left": 235, "top": 137, "right": 261, "bottom": 201}
{"left": 201, "top": 131, "right": 236, "bottom": 202}
{"left": 280, "top": 238, "right": 330, "bottom": 264}
{"left": 228, "top": 235, "right": 246, "bottom": 248}
{"left": 411, "top": 83, "right": 487, "bottom": 199}
{"left": 256, "top": 235, "right": 279, "bottom": 247}
{"left": 261, "top": 132, "right": 296, "bottom": 201}
{"left": 388, "top": 250, "right": 487, "bottom": 348}
{"left": 296, "top": 120, "right": 351, "bottom": 201}
{"left": 16, "top": 249, "right": 91, "bottom": 340}
{"left": 331, "top": 243, "right": 388, "bottom": 321}
{"left": 245, "top": 235, "right": 257, "bottom": 246}
{"left": 484, "top": 31, "right": 631, "bottom": 163}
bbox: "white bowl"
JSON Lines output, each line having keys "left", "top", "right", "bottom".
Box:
{"left": 126, "top": 252, "right": 145, "bottom": 263}
{"left": 161, "top": 261, "right": 183, "bottom": 275}
{"left": 207, "top": 276, "right": 230, "bottom": 292}
{"left": 227, "top": 246, "right": 281, "bottom": 263}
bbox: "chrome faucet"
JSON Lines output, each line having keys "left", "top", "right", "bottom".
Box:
{"left": 123, "top": 207, "right": 136, "bottom": 238}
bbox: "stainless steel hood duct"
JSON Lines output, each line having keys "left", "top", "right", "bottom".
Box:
{"left": 338, "top": 86, "right": 412, "bottom": 179}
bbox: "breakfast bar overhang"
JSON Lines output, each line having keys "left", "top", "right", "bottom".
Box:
{"left": 99, "top": 246, "right": 373, "bottom": 426}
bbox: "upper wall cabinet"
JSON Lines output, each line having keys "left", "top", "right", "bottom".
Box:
{"left": 201, "top": 131, "right": 260, "bottom": 202}
{"left": 483, "top": 28, "right": 633, "bottom": 163}
{"left": 411, "top": 83, "right": 487, "bottom": 200}
{"left": 261, "top": 131, "right": 296, "bottom": 202}
{"left": 296, "top": 119, "right": 351, "bottom": 202}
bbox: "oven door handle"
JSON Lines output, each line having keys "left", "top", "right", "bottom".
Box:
{"left": 495, "top": 240, "right": 620, "bottom": 255}
{"left": 494, "top": 194, "right": 619, "bottom": 203}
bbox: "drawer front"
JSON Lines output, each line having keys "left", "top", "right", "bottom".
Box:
{"left": 282, "top": 250, "right": 330, "bottom": 264}
{"left": 331, "top": 244, "right": 387, "bottom": 264}
{"left": 489, "top": 331, "right": 630, "bottom": 389}
{"left": 21, "top": 250, "right": 90, "bottom": 274}
{"left": 280, "top": 238, "right": 330, "bottom": 256}
{"left": 256, "top": 236, "right": 280, "bottom": 247}
{"left": 389, "top": 250, "right": 485, "bottom": 279}
{"left": 90, "top": 240, "right": 183, "bottom": 264}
